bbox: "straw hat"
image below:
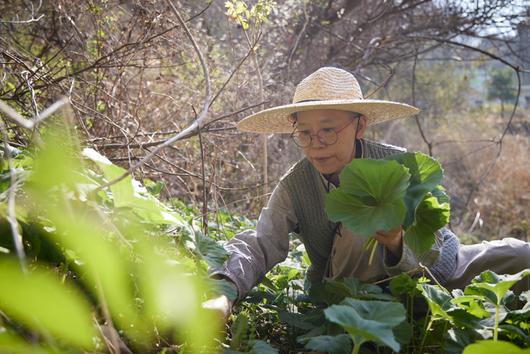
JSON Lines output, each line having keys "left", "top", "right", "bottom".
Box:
{"left": 236, "top": 67, "right": 420, "bottom": 133}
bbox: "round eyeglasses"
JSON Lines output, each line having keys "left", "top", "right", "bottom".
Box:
{"left": 290, "top": 116, "right": 359, "bottom": 148}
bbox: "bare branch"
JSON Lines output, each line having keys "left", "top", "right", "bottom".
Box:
{"left": 95, "top": 0, "right": 212, "bottom": 191}
{"left": 0, "top": 97, "right": 69, "bottom": 130}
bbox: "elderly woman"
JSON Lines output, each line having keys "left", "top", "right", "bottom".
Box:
{"left": 205, "top": 67, "right": 530, "bottom": 317}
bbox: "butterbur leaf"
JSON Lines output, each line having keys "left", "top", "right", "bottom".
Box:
{"left": 463, "top": 340, "right": 530, "bottom": 354}
{"left": 465, "top": 269, "right": 530, "bottom": 306}
{"left": 0, "top": 260, "right": 96, "bottom": 348}
{"left": 325, "top": 159, "right": 410, "bottom": 237}
{"left": 431, "top": 184, "right": 450, "bottom": 205}
{"left": 418, "top": 283, "right": 454, "bottom": 322}
{"left": 305, "top": 334, "right": 352, "bottom": 354}
{"left": 404, "top": 194, "right": 450, "bottom": 255}
{"left": 194, "top": 232, "right": 230, "bottom": 269}
{"left": 499, "top": 324, "right": 530, "bottom": 343}
{"left": 451, "top": 295, "right": 490, "bottom": 319}
{"left": 324, "top": 298, "right": 406, "bottom": 352}
{"left": 385, "top": 152, "right": 443, "bottom": 227}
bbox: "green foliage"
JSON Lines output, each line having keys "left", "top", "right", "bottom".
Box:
{"left": 0, "top": 120, "right": 251, "bottom": 352}
{"left": 465, "top": 270, "right": 530, "bottom": 341}
{"left": 0, "top": 119, "right": 529, "bottom": 353}
{"left": 261, "top": 271, "right": 530, "bottom": 353}
{"left": 463, "top": 340, "right": 530, "bottom": 354}
{"left": 225, "top": 0, "right": 275, "bottom": 29}
{"left": 385, "top": 152, "right": 444, "bottom": 227}
{"left": 0, "top": 259, "right": 96, "bottom": 349}
{"left": 404, "top": 194, "right": 450, "bottom": 256}
{"left": 325, "top": 159, "right": 409, "bottom": 237}
{"left": 325, "top": 152, "right": 450, "bottom": 255}
{"left": 324, "top": 298, "right": 407, "bottom": 353}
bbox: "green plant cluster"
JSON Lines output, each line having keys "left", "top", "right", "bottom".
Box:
{"left": 236, "top": 272, "right": 530, "bottom": 354}
{"left": 326, "top": 152, "right": 450, "bottom": 256}
{"left": 1, "top": 124, "right": 530, "bottom": 354}
{"left": 0, "top": 122, "right": 254, "bottom": 353}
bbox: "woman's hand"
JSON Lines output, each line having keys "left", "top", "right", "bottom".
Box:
{"left": 373, "top": 225, "right": 403, "bottom": 258}
{"left": 202, "top": 294, "right": 233, "bottom": 324}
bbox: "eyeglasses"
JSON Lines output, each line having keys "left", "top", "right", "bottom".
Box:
{"left": 290, "top": 115, "right": 359, "bottom": 148}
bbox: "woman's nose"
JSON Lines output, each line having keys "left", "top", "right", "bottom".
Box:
{"left": 310, "top": 133, "right": 326, "bottom": 148}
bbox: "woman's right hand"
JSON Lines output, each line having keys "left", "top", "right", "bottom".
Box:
{"left": 202, "top": 294, "right": 233, "bottom": 323}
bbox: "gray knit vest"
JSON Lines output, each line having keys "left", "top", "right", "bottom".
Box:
{"left": 279, "top": 139, "right": 406, "bottom": 284}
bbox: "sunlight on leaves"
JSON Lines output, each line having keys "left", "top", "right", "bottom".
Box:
{"left": 0, "top": 259, "right": 96, "bottom": 349}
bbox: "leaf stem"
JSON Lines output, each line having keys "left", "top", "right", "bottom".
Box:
{"left": 352, "top": 343, "right": 360, "bottom": 354}
{"left": 494, "top": 304, "right": 500, "bottom": 341}
{"left": 368, "top": 238, "right": 378, "bottom": 266}
{"left": 420, "top": 313, "right": 433, "bottom": 352}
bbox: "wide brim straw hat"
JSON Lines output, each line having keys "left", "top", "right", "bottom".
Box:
{"left": 237, "top": 67, "right": 420, "bottom": 133}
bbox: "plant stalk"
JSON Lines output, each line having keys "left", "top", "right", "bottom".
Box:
{"left": 420, "top": 316, "right": 433, "bottom": 352}
{"left": 494, "top": 304, "right": 500, "bottom": 341}
{"left": 352, "top": 343, "right": 360, "bottom": 354}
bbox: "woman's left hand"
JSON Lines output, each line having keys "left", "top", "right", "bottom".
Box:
{"left": 373, "top": 225, "right": 403, "bottom": 257}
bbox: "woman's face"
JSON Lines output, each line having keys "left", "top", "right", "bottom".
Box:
{"left": 294, "top": 109, "right": 367, "bottom": 175}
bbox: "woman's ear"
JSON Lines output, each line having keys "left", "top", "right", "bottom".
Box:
{"left": 356, "top": 115, "right": 368, "bottom": 139}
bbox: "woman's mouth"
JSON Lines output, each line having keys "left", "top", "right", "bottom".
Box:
{"left": 313, "top": 156, "right": 332, "bottom": 162}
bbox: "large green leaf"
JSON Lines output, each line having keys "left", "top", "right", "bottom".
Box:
{"left": 465, "top": 269, "right": 530, "bottom": 306}
{"left": 323, "top": 298, "right": 406, "bottom": 352}
{"left": 193, "top": 232, "right": 230, "bottom": 269}
{"left": 463, "top": 340, "right": 530, "bottom": 354}
{"left": 0, "top": 260, "right": 96, "bottom": 348}
{"left": 404, "top": 194, "right": 450, "bottom": 255}
{"left": 385, "top": 152, "right": 443, "bottom": 227}
{"left": 418, "top": 283, "right": 454, "bottom": 322}
{"left": 82, "top": 148, "right": 186, "bottom": 226}
{"left": 29, "top": 143, "right": 145, "bottom": 341}
{"left": 325, "top": 159, "right": 410, "bottom": 237}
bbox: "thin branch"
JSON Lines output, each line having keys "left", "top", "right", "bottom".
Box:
{"left": 409, "top": 35, "right": 523, "bottom": 72}
{"left": 411, "top": 50, "right": 433, "bottom": 155}
{"left": 0, "top": 14, "right": 45, "bottom": 24}
{"left": 286, "top": 0, "right": 309, "bottom": 80}
{"left": 89, "top": 100, "right": 266, "bottom": 146}
{"left": 197, "top": 115, "right": 208, "bottom": 235}
{"left": 186, "top": 1, "right": 213, "bottom": 22}
{"left": 208, "top": 34, "right": 262, "bottom": 108}
{"left": 364, "top": 64, "right": 394, "bottom": 98}
{"left": 0, "top": 97, "right": 69, "bottom": 130}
